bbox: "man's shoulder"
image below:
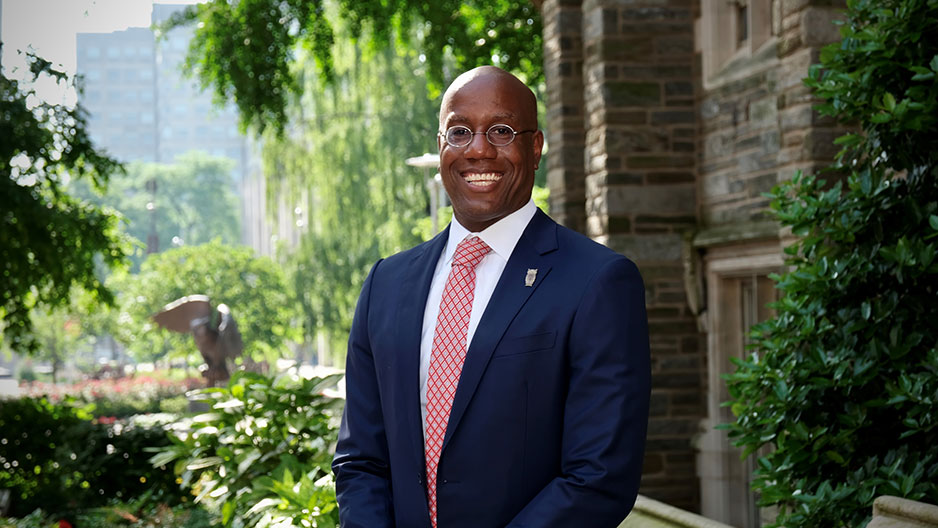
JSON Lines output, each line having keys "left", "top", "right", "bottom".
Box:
{"left": 372, "top": 234, "right": 443, "bottom": 275}
{"left": 547, "top": 216, "right": 630, "bottom": 265}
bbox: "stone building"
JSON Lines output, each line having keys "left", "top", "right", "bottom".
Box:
{"left": 538, "top": 0, "right": 845, "bottom": 525}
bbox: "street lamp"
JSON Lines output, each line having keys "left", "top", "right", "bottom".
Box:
{"left": 405, "top": 153, "right": 445, "bottom": 234}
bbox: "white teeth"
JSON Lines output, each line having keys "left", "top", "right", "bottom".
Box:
{"left": 464, "top": 172, "right": 501, "bottom": 183}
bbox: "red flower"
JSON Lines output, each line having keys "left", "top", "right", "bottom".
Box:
{"left": 58, "top": 520, "right": 73, "bottom": 528}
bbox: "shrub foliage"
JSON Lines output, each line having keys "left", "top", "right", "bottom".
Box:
{"left": 724, "top": 0, "right": 938, "bottom": 526}
{"left": 0, "top": 397, "right": 183, "bottom": 518}
{"left": 150, "top": 371, "right": 343, "bottom": 527}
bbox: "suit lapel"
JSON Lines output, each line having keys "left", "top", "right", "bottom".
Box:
{"left": 397, "top": 227, "right": 449, "bottom": 469}
{"left": 442, "top": 210, "right": 558, "bottom": 451}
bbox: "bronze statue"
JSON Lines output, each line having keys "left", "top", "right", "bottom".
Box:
{"left": 152, "top": 295, "right": 243, "bottom": 387}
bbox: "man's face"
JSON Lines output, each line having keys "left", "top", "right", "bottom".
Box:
{"left": 437, "top": 75, "right": 543, "bottom": 233}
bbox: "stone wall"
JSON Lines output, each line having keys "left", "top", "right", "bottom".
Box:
{"left": 579, "top": 0, "right": 704, "bottom": 512}
{"left": 543, "top": 0, "right": 588, "bottom": 234}
{"left": 697, "top": 0, "right": 844, "bottom": 232}
{"left": 539, "top": 0, "right": 847, "bottom": 518}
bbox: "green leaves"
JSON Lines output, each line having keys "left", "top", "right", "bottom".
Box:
{"left": 165, "top": 0, "right": 543, "bottom": 135}
{"left": 809, "top": 0, "right": 938, "bottom": 173}
{"left": 150, "top": 371, "right": 343, "bottom": 527}
{"left": 1, "top": 51, "right": 131, "bottom": 355}
{"left": 0, "top": 397, "right": 184, "bottom": 518}
{"left": 112, "top": 241, "right": 297, "bottom": 365}
{"left": 261, "top": 17, "right": 441, "bottom": 362}
{"left": 725, "top": 1, "right": 938, "bottom": 525}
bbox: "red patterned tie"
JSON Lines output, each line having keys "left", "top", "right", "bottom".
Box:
{"left": 425, "top": 235, "right": 492, "bottom": 527}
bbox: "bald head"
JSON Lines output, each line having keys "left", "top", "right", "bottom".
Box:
{"left": 439, "top": 66, "right": 538, "bottom": 130}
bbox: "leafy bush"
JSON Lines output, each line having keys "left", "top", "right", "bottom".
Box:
{"left": 0, "top": 397, "right": 185, "bottom": 518}
{"left": 22, "top": 375, "right": 200, "bottom": 418}
{"left": 725, "top": 0, "right": 938, "bottom": 526}
{"left": 0, "top": 501, "right": 219, "bottom": 528}
{"left": 150, "top": 371, "right": 343, "bottom": 527}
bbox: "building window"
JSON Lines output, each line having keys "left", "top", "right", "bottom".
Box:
{"left": 698, "top": 0, "right": 776, "bottom": 86}
{"left": 86, "top": 47, "right": 101, "bottom": 58}
{"left": 698, "top": 242, "right": 783, "bottom": 528}
{"left": 736, "top": 1, "right": 749, "bottom": 48}
{"left": 106, "top": 47, "right": 120, "bottom": 59}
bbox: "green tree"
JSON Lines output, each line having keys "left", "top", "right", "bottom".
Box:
{"left": 112, "top": 241, "right": 297, "bottom": 367}
{"left": 725, "top": 1, "right": 938, "bottom": 526}
{"left": 70, "top": 151, "right": 242, "bottom": 267}
{"left": 1, "top": 48, "right": 131, "bottom": 354}
{"left": 267, "top": 20, "right": 439, "bottom": 361}
{"left": 21, "top": 302, "right": 92, "bottom": 383}
{"left": 161, "top": 0, "right": 542, "bottom": 134}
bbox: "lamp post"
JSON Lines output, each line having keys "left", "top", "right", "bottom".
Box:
{"left": 405, "top": 153, "right": 444, "bottom": 234}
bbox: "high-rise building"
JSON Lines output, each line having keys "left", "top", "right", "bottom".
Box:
{"left": 76, "top": 27, "right": 159, "bottom": 163}
{"left": 76, "top": 4, "right": 262, "bottom": 249}
{"left": 78, "top": 4, "right": 245, "bottom": 171}
{"left": 150, "top": 4, "right": 245, "bottom": 173}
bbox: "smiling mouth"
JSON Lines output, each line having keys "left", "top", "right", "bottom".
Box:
{"left": 463, "top": 172, "right": 502, "bottom": 187}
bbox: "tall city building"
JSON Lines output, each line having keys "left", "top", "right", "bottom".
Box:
{"left": 77, "top": 4, "right": 245, "bottom": 171}
{"left": 76, "top": 27, "right": 159, "bottom": 163}
{"left": 76, "top": 4, "right": 273, "bottom": 251}
{"left": 150, "top": 4, "right": 245, "bottom": 171}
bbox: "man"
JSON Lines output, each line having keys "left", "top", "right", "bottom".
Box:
{"left": 333, "top": 66, "right": 651, "bottom": 528}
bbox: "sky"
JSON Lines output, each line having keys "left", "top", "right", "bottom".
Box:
{"left": 1, "top": 0, "right": 203, "bottom": 102}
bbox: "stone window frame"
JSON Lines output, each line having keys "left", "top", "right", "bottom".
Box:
{"left": 698, "top": 0, "right": 779, "bottom": 89}
{"left": 697, "top": 241, "right": 782, "bottom": 528}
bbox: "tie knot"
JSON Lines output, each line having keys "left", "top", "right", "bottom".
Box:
{"left": 452, "top": 236, "right": 491, "bottom": 269}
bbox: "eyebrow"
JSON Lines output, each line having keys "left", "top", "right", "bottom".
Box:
{"left": 446, "top": 112, "right": 518, "bottom": 126}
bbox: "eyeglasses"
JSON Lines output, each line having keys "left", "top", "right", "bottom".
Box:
{"left": 439, "top": 124, "right": 537, "bottom": 148}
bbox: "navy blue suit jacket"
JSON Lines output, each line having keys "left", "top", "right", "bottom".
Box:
{"left": 333, "top": 209, "right": 651, "bottom": 528}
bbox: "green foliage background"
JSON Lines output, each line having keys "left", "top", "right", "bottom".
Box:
{"left": 1, "top": 49, "right": 131, "bottom": 354}
{"left": 70, "top": 152, "right": 242, "bottom": 268}
{"left": 0, "top": 397, "right": 183, "bottom": 518}
{"left": 111, "top": 241, "right": 297, "bottom": 366}
{"left": 163, "top": 0, "right": 542, "bottom": 135}
{"left": 149, "top": 372, "right": 342, "bottom": 527}
{"left": 725, "top": 0, "right": 938, "bottom": 526}
{"left": 262, "top": 17, "right": 440, "bottom": 358}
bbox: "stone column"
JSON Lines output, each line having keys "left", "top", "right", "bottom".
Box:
{"left": 542, "top": 0, "right": 588, "bottom": 233}
{"left": 581, "top": 0, "right": 704, "bottom": 512}
{"left": 776, "top": 0, "right": 846, "bottom": 180}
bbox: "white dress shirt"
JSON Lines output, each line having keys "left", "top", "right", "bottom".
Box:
{"left": 419, "top": 199, "right": 538, "bottom": 436}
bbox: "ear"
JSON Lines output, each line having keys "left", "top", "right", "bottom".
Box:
{"left": 532, "top": 130, "right": 544, "bottom": 168}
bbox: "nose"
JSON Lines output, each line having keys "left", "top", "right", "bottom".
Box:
{"left": 463, "top": 130, "right": 496, "bottom": 159}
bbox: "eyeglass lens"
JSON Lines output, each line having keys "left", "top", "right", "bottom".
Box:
{"left": 445, "top": 124, "right": 517, "bottom": 147}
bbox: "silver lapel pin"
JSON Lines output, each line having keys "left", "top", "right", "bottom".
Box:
{"left": 525, "top": 268, "right": 537, "bottom": 287}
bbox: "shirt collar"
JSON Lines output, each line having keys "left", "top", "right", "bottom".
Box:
{"left": 444, "top": 199, "right": 537, "bottom": 264}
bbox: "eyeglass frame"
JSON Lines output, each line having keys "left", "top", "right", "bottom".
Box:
{"left": 438, "top": 123, "right": 538, "bottom": 148}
